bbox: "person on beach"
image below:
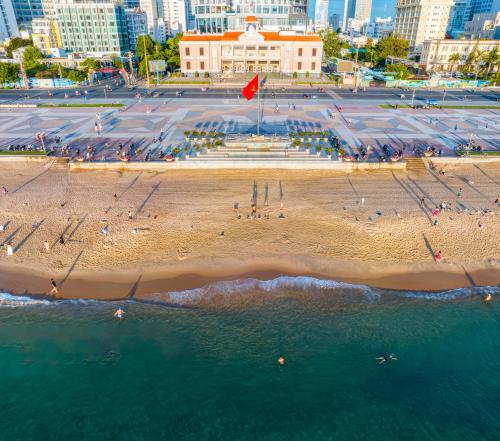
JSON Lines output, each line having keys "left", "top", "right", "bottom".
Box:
{"left": 44, "top": 240, "right": 50, "bottom": 252}
{"left": 128, "top": 211, "right": 133, "bottom": 220}
{"left": 434, "top": 250, "right": 443, "bottom": 263}
{"left": 457, "top": 188, "right": 463, "bottom": 198}
{"left": 114, "top": 308, "right": 125, "bottom": 319}
{"left": 59, "top": 235, "right": 65, "bottom": 245}
{"left": 1, "top": 186, "right": 8, "bottom": 195}
{"left": 50, "top": 278, "right": 58, "bottom": 295}
{"left": 420, "top": 197, "right": 425, "bottom": 207}
{"left": 278, "top": 356, "right": 285, "bottom": 366}
{"left": 483, "top": 293, "right": 492, "bottom": 303}
{"left": 376, "top": 354, "right": 397, "bottom": 364}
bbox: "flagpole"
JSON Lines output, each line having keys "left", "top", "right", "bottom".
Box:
{"left": 257, "top": 73, "right": 260, "bottom": 136}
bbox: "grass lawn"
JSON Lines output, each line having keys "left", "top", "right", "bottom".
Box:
{"left": 380, "top": 104, "right": 500, "bottom": 109}
{"left": 160, "top": 80, "right": 210, "bottom": 85}
{"left": 38, "top": 103, "right": 125, "bottom": 108}
{"left": 0, "top": 150, "right": 47, "bottom": 155}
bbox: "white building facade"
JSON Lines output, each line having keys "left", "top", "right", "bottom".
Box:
{"left": 464, "top": 11, "right": 500, "bottom": 39}
{"left": 180, "top": 17, "right": 323, "bottom": 75}
{"left": 421, "top": 38, "right": 500, "bottom": 72}
{"left": 394, "top": 0, "right": 454, "bottom": 50}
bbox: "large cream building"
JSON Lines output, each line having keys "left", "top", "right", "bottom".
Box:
{"left": 179, "top": 17, "right": 323, "bottom": 76}
{"left": 421, "top": 39, "right": 500, "bottom": 72}
{"left": 394, "top": 0, "right": 454, "bottom": 49}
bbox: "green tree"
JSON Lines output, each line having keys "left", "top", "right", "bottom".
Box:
{"left": 0, "top": 62, "right": 20, "bottom": 85}
{"left": 319, "top": 29, "right": 347, "bottom": 59}
{"left": 482, "top": 48, "right": 499, "bottom": 75}
{"left": 165, "top": 33, "right": 183, "bottom": 69}
{"left": 384, "top": 63, "right": 409, "bottom": 80}
{"left": 6, "top": 37, "right": 32, "bottom": 57}
{"left": 448, "top": 52, "right": 461, "bottom": 73}
{"left": 65, "top": 69, "right": 87, "bottom": 83}
{"left": 22, "top": 46, "right": 44, "bottom": 72}
{"left": 81, "top": 57, "right": 102, "bottom": 72}
{"left": 490, "top": 71, "right": 500, "bottom": 85}
{"left": 113, "top": 58, "right": 125, "bottom": 69}
{"left": 135, "top": 35, "right": 155, "bottom": 61}
{"left": 374, "top": 35, "right": 409, "bottom": 63}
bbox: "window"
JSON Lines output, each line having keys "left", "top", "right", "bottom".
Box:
{"left": 200, "top": 47, "right": 204, "bottom": 56}
{"left": 186, "top": 47, "right": 190, "bottom": 56}
{"left": 298, "top": 61, "right": 302, "bottom": 70}
{"left": 312, "top": 62, "right": 316, "bottom": 70}
{"left": 186, "top": 61, "right": 191, "bottom": 69}
{"left": 298, "top": 48, "right": 302, "bottom": 56}
{"left": 200, "top": 61, "right": 205, "bottom": 69}
{"left": 312, "top": 48, "right": 316, "bottom": 57}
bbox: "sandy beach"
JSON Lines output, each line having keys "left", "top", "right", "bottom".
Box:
{"left": 0, "top": 160, "right": 499, "bottom": 299}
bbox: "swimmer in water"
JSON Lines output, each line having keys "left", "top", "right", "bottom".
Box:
{"left": 277, "top": 356, "right": 285, "bottom": 366}
{"left": 114, "top": 308, "right": 125, "bottom": 319}
{"left": 484, "top": 293, "right": 492, "bottom": 303}
{"left": 376, "top": 354, "right": 398, "bottom": 364}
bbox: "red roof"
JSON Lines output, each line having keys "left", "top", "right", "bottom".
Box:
{"left": 245, "top": 16, "right": 258, "bottom": 22}
{"left": 182, "top": 32, "right": 322, "bottom": 42}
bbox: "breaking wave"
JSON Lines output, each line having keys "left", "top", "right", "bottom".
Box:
{"left": 1, "top": 276, "right": 498, "bottom": 308}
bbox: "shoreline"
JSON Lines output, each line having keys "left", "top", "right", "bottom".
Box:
{"left": 1, "top": 258, "right": 499, "bottom": 301}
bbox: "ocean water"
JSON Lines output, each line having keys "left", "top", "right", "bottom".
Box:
{"left": 0, "top": 278, "right": 499, "bottom": 441}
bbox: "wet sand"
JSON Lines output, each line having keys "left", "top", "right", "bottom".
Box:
{"left": 0, "top": 161, "right": 499, "bottom": 299}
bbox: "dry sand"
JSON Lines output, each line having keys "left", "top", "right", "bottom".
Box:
{"left": 0, "top": 160, "right": 499, "bottom": 299}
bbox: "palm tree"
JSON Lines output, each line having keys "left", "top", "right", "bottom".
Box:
{"left": 448, "top": 52, "right": 461, "bottom": 73}
{"left": 482, "top": 48, "right": 499, "bottom": 76}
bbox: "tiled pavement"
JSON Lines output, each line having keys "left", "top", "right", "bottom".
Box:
{"left": 0, "top": 102, "right": 498, "bottom": 161}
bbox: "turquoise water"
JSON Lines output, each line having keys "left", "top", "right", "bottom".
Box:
{"left": 0, "top": 278, "right": 499, "bottom": 441}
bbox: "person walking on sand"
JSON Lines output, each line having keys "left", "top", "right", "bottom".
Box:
{"left": 44, "top": 240, "right": 50, "bottom": 252}
{"left": 128, "top": 210, "right": 133, "bottom": 220}
{"left": 457, "top": 187, "right": 463, "bottom": 198}
{"left": 434, "top": 250, "right": 443, "bottom": 263}
{"left": 420, "top": 197, "right": 425, "bottom": 207}
{"left": 1, "top": 186, "right": 8, "bottom": 195}
{"left": 50, "top": 278, "right": 58, "bottom": 295}
{"left": 59, "top": 235, "right": 65, "bottom": 245}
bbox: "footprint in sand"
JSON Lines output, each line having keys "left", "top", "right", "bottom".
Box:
{"left": 177, "top": 247, "right": 189, "bottom": 260}
{"left": 280, "top": 234, "right": 291, "bottom": 245}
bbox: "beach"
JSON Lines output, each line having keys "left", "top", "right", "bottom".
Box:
{"left": 0, "top": 160, "right": 498, "bottom": 298}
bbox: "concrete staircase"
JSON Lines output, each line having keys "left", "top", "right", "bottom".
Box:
{"left": 405, "top": 157, "right": 427, "bottom": 171}
{"left": 189, "top": 144, "right": 330, "bottom": 162}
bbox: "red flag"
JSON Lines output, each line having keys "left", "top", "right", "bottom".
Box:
{"left": 242, "top": 74, "right": 259, "bottom": 100}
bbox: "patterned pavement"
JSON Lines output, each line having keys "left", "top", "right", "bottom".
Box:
{"left": 0, "top": 102, "right": 498, "bottom": 161}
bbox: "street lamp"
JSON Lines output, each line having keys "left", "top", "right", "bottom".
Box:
{"left": 442, "top": 89, "right": 446, "bottom": 104}
{"left": 36, "top": 132, "right": 46, "bottom": 152}
{"left": 411, "top": 88, "right": 416, "bottom": 107}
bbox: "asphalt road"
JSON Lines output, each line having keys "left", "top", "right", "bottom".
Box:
{"left": 0, "top": 83, "right": 499, "bottom": 103}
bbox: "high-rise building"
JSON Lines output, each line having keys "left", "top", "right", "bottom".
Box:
{"left": 447, "top": 0, "right": 469, "bottom": 38}
{"left": 125, "top": 7, "right": 147, "bottom": 50}
{"left": 364, "top": 16, "right": 393, "bottom": 38}
{"left": 464, "top": 11, "right": 500, "bottom": 39}
{"left": 342, "top": 0, "right": 372, "bottom": 31}
{"left": 465, "top": 0, "right": 500, "bottom": 22}
{"left": 31, "top": 16, "right": 61, "bottom": 54}
{"left": 394, "top": 0, "right": 453, "bottom": 49}
{"left": 0, "top": 0, "right": 19, "bottom": 40}
{"left": 139, "top": 0, "right": 164, "bottom": 41}
{"left": 55, "top": 1, "right": 130, "bottom": 55}
{"left": 314, "top": 0, "right": 329, "bottom": 29}
{"left": 329, "top": 13, "right": 341, "bottom": 30}
{"left": 192, "top": 0, "right": 309, "bottom": 33}
{"left": 11, "top": 0, "right": 44, "bottom": 30}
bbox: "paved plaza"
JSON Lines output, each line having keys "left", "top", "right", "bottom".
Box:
{"left": 0, "top": 100, "right": 498, "bottom": 161}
